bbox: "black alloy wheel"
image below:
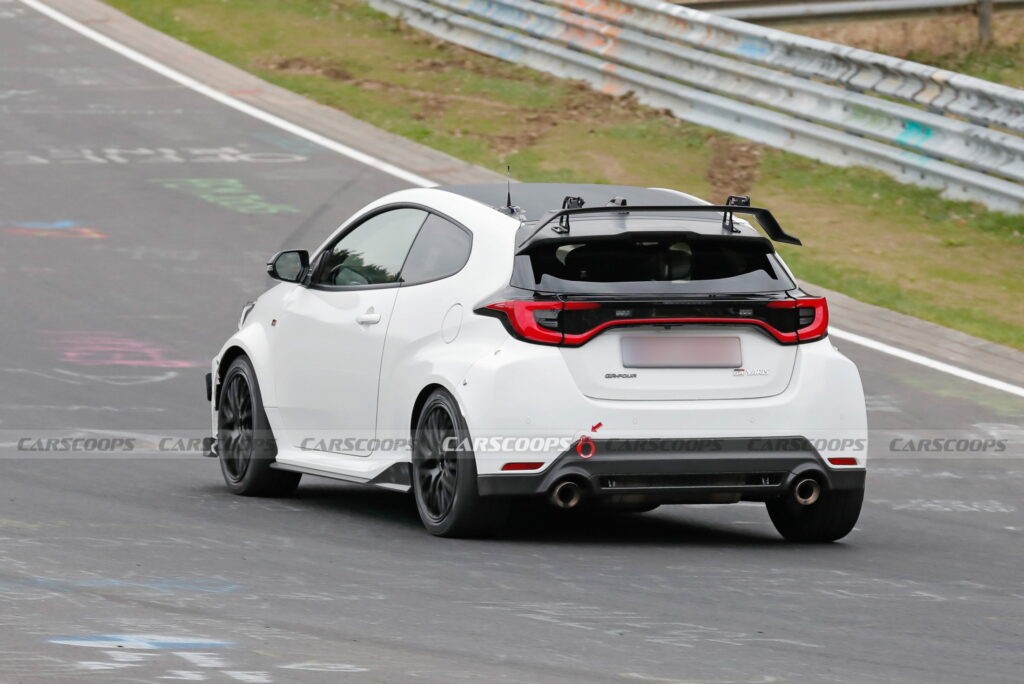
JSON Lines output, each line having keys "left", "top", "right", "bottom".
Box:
{"left": 218, "top": 371, "right": 254, "bottom": 484}
{"left": 414, "top": 404, "right": 459, "bottom": 522}
{"left": 411, "top": 388, "right": 508, "bottom": 537}
{"left": 216, "top": 355, "right": 300, "bottom": 496}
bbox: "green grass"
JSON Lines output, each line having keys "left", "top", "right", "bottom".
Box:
{"left": 910, "top": 43, "right": 1024, "bottom": 89}
{"left": 105, "top": 0, "right": 1024, "bottom": 350}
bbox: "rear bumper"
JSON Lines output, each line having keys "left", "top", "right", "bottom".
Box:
{"left": 458, "top": 337, "right": 868, "bottom": 476}
{"left": 477, "top": 436, "right": 864, "bottom": 502}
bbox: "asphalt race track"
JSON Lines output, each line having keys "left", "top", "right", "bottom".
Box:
{"left": 1, "top": 4, "right": 1023, "bottom": 683}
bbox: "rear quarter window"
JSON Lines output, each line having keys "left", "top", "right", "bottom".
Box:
{"left": 399, "top": 213, "right": 472, "bottom": 285}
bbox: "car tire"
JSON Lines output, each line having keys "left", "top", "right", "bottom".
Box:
{"left": 411, "top": 388, "right": 509, "bottom": 537}
{"left": 766, "top": 487, "right": 863, "bottom": 543}
{"left": 217, "top": 356, "right": 301, "bottom": 497}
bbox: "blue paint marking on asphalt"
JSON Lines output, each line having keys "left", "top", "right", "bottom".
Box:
{"left": 68, "top": 578, "right": 239, "bottom": 594}
{"left": 12, "top": 220, "right": 79, "bottom": 229}
{"left": 48, "top": 634, "right": 231, "bottom": 649}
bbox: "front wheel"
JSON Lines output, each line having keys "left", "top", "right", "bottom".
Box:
{"left": 766, "top": 487, "right": 863, "bottom": 543}
{"left": 217, "top": 356, "right": 301, "bottom": 497}
{"left": 411, "top": 389, "right": 508, "bottom": 537}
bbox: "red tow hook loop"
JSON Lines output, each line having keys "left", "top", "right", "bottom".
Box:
{"left": 576, "top": 435, "right": 596, "bottom": 459}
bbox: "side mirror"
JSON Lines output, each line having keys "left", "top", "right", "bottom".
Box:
{"left": 267, "top": 250, "right": 309, "bottom": 283}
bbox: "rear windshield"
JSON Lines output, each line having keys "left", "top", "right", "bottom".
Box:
{"left": 513, "top": 235, "right": 795, "bottom": 294}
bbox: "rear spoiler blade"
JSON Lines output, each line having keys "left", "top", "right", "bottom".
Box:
{"left": 516, "top": 204, "right": 802, "bottom": 253}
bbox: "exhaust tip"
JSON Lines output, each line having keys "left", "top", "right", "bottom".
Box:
{"left": 551, "top": 481, "right": 582, "bottom": 509}
{"left": 793, "top": 477, "right": 821, "bottom": 506}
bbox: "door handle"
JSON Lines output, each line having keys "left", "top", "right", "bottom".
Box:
{"left": 356, "top": 312, "right": 381, "bottom": 325}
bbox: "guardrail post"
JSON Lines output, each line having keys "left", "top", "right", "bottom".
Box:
{"left": 978, "top": 0, "right": 994, "bottom": 46}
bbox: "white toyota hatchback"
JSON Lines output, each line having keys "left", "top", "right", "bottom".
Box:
{"left": 206, "top": 183, "right": 867, "bottom": 542}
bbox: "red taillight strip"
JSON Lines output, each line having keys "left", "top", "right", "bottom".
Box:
{"left": 561, "top": 316, "right": 798, "bottom": 346}
{"left": 827, "top": 457, "right": 860, "bottom": 467}
{"left": 483, "top": 297, "right": 828, "bottom": 346}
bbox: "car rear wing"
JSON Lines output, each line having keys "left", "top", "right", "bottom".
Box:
{"left": 516, "top": 203, "right": 802, "bottom": 253}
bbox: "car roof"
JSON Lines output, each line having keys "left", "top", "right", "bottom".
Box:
{"left": 432, "top": 182, "right": 773, "bottom": 246}
{"left": 436, "top": 183, "right": 703, "bottom": 222}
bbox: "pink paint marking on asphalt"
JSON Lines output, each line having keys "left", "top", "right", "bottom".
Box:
{"left": 44, "top": 331, "right": 198, "bottom": 368}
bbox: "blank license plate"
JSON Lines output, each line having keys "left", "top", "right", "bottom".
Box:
{"left": 620, "top": 336, "right": 741, "bottom": 369}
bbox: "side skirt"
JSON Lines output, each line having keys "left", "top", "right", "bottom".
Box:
{"left": 270, "top": 461, "right": 412, "bottom": 493}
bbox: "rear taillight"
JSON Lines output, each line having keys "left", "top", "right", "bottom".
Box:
{"left": 766, "top": 297, "right": 828, "bottom": 343}
{"left": 482, "top": 300, "right": 599, "bottom": 344}
{"left": 478, "top": 297, "right": 828, "bottom": 346}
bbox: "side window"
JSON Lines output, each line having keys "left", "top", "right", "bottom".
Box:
{"left": 398, "top": 214, "right": 472, "bottom": 285}
{"left": 314, "top": 208, "right": 427, "bottom": 287}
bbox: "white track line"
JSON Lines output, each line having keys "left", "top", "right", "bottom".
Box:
{"left": 19, "top": 0, "right": 1024, "bottom": 400}
{"left": 18, "top": 0, "right": 435, "bottom": 188}
{"left": 831, "top": 328, "right": 1024, "bottom": 399}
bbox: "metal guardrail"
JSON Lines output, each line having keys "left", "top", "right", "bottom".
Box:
{"left": 370, "top": 0, "right": 1024, "bottom": 212}
{"left": 628, "top": 0, "right": 1024, "bottom": 132}
{"left": 689, "top": 0, "right": 1024, "bottom": 23}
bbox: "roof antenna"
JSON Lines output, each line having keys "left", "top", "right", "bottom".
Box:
{"left": 505, "top": 165, "right": 513, "bottom": 212}
{"left": 497, "top": 165, "right": 524, "bottom": 220}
